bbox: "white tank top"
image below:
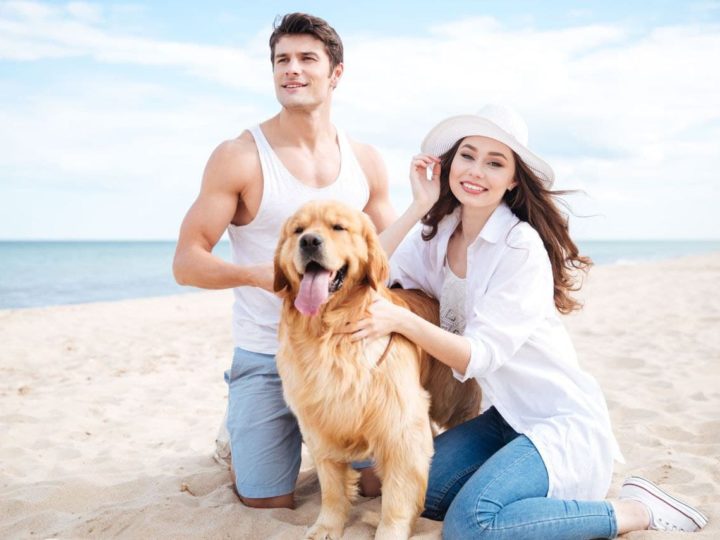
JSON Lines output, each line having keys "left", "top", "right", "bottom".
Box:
{"left": 227, "top": 125, "right": 371, "bottom": 354}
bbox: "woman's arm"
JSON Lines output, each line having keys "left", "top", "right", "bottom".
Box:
{"left": 379, "top": 154, "right": 441, "bottom": 257}
{"left": 347, "top": 229, "right": 553, "bottom": 381}
{"left": 344, "top": 296, "right": 472, "bottom": 376}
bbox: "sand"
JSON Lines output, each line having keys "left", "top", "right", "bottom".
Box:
{"left": 1, "top": 253, "right": 718, "bottom": 539}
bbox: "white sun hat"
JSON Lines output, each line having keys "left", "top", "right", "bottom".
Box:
{"left": 420, "top": 104, "right": 555, "bottom": 187}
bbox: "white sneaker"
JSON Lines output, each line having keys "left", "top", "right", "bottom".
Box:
{"left": 619, "top": 476, "right": 708, "bottom": 532}
{"left": 213, "top": 409, "right": 232, "bottom": 468}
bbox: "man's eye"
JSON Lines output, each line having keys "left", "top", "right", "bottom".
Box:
{"left": 294, "top": 226, "right": 304, "bottom": 234}
{"left": 332, "top": 224, "right": 346, "bottom": 231}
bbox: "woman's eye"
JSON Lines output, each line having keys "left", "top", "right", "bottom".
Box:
{"left": 488, "top": 161, "right": 503, "bottom": 168}
{"left": 461, "top": 153, "right": 474, "bottom": 160}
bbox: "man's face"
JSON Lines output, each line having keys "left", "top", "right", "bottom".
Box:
{"left": 273, "top": 34, "right": 343, "bottom": 111}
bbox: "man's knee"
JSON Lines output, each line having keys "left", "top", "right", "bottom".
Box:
{"left": 358, "top": 467, "right": 382, "bottom": 498}
{"left": 239, "top": 493, "right": 296, "bottom": 510}
{"left": 230, "top": 464, "right": 296, "bottom": 509}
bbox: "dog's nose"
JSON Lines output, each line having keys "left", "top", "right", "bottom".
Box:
{"left": 299, "top": 233, "right": 323, "bottom": 252}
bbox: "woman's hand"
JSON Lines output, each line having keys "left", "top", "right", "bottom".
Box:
{"left": 409, "top": 154, "right": 441, "bottom": 216}
{"left": 376, "top": 154, "right": 441, "bottom": 257}
{"left": 339, "top": 295, "right": 409, "bottom": 341}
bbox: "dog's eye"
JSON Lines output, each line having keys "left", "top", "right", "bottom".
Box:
{"left": 294, "top": 226, "right": 305, "bottom": 234}
{"left": 332, "top": 224, "right": 346, "bottom": 231}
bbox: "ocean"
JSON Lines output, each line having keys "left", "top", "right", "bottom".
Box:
{"left": 1, "top": 240, "right": 719, "bottom": 310}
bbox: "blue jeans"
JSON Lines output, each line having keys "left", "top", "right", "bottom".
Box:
{"left": 423, "top": 407, "right": 618, "bottom": 540}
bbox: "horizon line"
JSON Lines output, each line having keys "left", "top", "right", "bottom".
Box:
{"left": 2, "top": 238, "right": 720, "bottom": 243}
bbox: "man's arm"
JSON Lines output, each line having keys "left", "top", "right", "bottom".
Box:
{"left": 173, "top": 137, "right": 272, "bottom": 291}
{"left": 351, "top": 141, "right": 397, "bottom": 232}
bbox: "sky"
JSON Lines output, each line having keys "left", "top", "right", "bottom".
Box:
{"left": 1, "top": 0, "right": 719, "bottom": 240}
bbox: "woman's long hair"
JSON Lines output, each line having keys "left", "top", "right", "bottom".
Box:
{"left": 421, "top": 139, "right": 592, "bottom": 314}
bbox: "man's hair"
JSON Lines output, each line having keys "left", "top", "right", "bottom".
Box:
{"left": 269, "top": 13, "right": 344, "bottom": 71}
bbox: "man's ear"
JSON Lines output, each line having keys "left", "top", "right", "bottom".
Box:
{"left": 330, "top": 62, "right": 343, "bottom": 88}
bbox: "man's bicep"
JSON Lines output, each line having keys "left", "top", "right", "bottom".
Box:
{"left": 177, "top": 186, "right": 238, "bottom": 251}
{"left": 359, "top": 145, "right": 396, "bottom": 232}
{"left": 177, "top": 144, "right": 246, "bottom": 251}
{"left": 364, "top": 196, "right": 396, "bottom": 233}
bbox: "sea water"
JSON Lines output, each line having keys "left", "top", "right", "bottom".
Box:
{"left": 1, "top": 240, "right": 718, "bottom": 309}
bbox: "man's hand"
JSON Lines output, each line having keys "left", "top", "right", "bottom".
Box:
{"left": 245, "top": 262, "right": 275, "bottom": 293}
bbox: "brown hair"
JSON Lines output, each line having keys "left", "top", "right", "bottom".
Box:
{"left": 421, "top": 139, "right": 592, "bottom": 314}
{"left": 269, "top": 13, "right": 344, "bottom": 72}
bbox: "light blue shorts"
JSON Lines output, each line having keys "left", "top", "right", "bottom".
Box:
{"left": 224, "top": 347, "right": 302, "bottom": 498}
{"left": 224, "top": 347, "right": 373, "bottom": 498}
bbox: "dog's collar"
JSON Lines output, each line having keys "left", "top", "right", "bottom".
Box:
{"left": 375, "top": 333, "right": 396, "bottom": 367}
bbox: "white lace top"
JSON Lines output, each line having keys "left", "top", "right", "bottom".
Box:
{"left": 439, "top": 261, "right": 466, "bottom": 336}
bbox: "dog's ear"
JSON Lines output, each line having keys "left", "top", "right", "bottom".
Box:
{"left": 273, "top": 230, "right": 290, "bottom": 294}
{"left": 362, "top": 214, "right": 389, "bottom": 290}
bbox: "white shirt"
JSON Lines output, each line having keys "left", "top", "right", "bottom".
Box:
{"left": 389, "top": 202, "right": 623, "bottom": 500}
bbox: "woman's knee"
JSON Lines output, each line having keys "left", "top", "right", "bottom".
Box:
{"left": 442, "top": 492, "right": 498, "bottom": 539}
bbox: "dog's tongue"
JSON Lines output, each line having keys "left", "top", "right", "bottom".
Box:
{"left": 295, "top": 268, "right": 331, "bottom": 316}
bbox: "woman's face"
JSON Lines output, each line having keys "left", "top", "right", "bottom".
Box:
{"left": 448, "top": 136, "right": 517, "bottom": 211}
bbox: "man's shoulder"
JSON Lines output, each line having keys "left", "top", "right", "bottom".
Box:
{"left": 346, "top": 137, "right": 381, "bottom": 164}
{"left": 212, "top": 130, "right": 258, "bottom": 162}
{"left": 204, "top": 130, "right": 261, "bottom": 188}
{"left": 346, "top": 136, "right": 386, "bottom": 186}
{"left": 210, "top": 130, "right": 259, "bottom": 170}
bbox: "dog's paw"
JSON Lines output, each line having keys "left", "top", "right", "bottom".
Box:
{"left": 375, "top": 521, "right": 412, "bottom": 540}
{"left": 304, "top": 522, "right": 343, "bottom": 540}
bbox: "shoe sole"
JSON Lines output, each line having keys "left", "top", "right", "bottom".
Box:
{"left": 623, "top": 476, "right": 708, "bottom": 530}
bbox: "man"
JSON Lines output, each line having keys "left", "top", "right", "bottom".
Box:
{"left": 173, "top": 13, "right": 394, "bottom": 509}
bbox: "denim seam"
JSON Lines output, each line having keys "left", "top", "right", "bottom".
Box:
{"left": 470, "top": 445, "right": 614, "bottom": 536}
{"left": 432, "top": 410, "right": 507, "bottom": 507}
{"left": 485, "top": 512, "right": 615, "bottom": 533}
{"left": 472, "top": 445, "right": 540, "bottom": 531}
{"left": 606, "top": 499, "right": 619, "bottom": 538}
{"left": 429, "top": 463, "right": 484, "bottom": 514}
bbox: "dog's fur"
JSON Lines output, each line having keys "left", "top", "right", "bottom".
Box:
{"left": 273, "top": 200, "right": 481, "bottom": 540}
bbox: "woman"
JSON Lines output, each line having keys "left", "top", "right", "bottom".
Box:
{"left": 346, "top": 105, "right": 708, "bottom": 538}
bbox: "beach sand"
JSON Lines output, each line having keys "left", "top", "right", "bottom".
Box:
{"left": 1, "top": 253, "right": 718, "bottom": 539}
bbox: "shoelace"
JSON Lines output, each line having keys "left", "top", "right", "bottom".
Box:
{"left": 655, "top": 517, "right": 681, "bottom": 532}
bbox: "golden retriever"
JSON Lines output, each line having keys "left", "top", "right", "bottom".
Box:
{"left": 273, "top": 200, "right": 481, "bottom": 540}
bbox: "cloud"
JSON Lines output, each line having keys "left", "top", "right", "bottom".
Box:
{"left": 334, "top": 17, "right": 720, "bottom": 239}
{"left": 0, "top": 78, "right": 263, "bottom": 191}
{"left": 1, "top": 4, "right": 719, "bottom": 239}
{"left": 0, "top": 1, "right": 271, "bottom": 91}
{"left": 65, "top": 1, "right": 102, "bottom": 23}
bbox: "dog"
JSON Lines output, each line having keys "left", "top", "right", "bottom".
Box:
{"left": 273, "top": 200, "right": 481, "bottom": 540}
